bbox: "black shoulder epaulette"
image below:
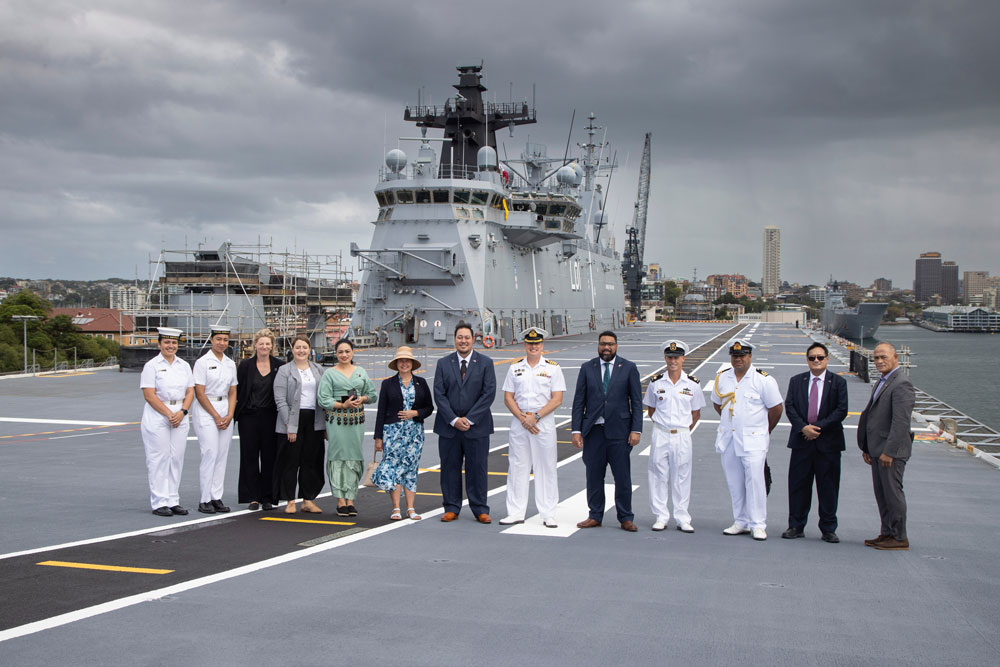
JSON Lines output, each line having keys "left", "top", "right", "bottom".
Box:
{"left": 650, "top": 373, "right": 664, "bottom": 382}
{"left": 689, "top": 374, "right": 700, "bottom": 384}
{"left": 756, "top": 368, "right": 768, "bottom": 377}
{"left": 513, "top": 357, "right": 525, "bottom": 363}
{"left": 546, "top": 358, "right": 558, "bottom": 365}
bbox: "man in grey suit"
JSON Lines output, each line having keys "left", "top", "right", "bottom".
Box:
{"left": 433, "top": 322, "right": 497, "bottom": 524}
{"left": 857, "top": 342, "right": 915, "bottom": 551}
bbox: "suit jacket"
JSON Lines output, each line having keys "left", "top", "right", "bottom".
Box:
{"left": 432, "top": 351, "right": 496, "bottom": 439}
{"left": 857, "top": 369, "right": 915, "bottom": 460}
{"left": 785, "top": 371, "right": 849, "bottom": 452}
{"left": 273, "top": 361, "right": 326, "bottom": 434}
{"left": 571, "top": 356, "right": 643, "bottom": 440}
{"left": 234, "top": 356, "right": 284, "bottom": 420}
{"left": 373, "top": 374, "right": 434, "bottom": 440}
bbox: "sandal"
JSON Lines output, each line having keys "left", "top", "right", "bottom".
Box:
{"left": 285, "top": 502, "right": 298, "bottom": 514}
{"left": 407, "top": 508, "right": 422, "bottom": 521}
{"left": 390, "top": 508, "right": 402, "bottom": 521}
{"left": 301, "top": 501, "right": 322, "bottom": 513}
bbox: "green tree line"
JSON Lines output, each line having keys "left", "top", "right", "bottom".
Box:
{"left": 0, "top": 291, "right": 119, "bottom": 373}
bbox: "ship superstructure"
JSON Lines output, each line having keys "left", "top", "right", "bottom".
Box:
{"left": 350, "top": 65, "right": 627, "bottom": 347}
{"left": 821, "top": 285, "right": 887, "bottom": 339}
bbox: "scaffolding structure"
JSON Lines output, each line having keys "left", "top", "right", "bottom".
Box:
{"left": 129, "top": 241, "right": 355, "bottom": 354}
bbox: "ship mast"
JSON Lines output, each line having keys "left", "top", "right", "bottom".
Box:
{"left": 622, "top": 133, "right": 651, "bottom": 317}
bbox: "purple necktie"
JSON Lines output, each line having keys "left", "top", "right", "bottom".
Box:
{"left": 808, "top": 376, "right": 820, "bottom": 424}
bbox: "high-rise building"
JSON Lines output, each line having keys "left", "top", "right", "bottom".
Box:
{"left": 914, "top": 252, "right": 942, "bottom": 302}
{"left": 647, "top": 263, "right": 660, "bottom": 281}
{"left": 963, "top": 271, "right": 991, "bottom": 305}
{"left": 873, "top": 277, "right": 893, "bottom": 292}
{"left": 109, "top": 285, "right": 147, "bottom": 311}
{"left": 762, "top": 226, "right": 780, "bottom": 297}
{"left": 941, "top": 261, "right": 959, "bottom": 304}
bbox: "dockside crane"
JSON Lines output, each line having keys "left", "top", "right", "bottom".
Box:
{"left": 622, "top": 133, "right": 651, "bottom": 319}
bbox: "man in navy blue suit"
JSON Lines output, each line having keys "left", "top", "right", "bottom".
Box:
{"left": 571, "top": 331, "right": 643, "bottom": 531}
{"left": 782, "top": 342, "right": 849, "bottom": 543}
{"left": 433, "top": 322, "right": 497, "bottom": 523}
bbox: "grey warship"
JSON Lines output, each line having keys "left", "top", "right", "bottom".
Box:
{"left": 821, "top": 284, "right": 887, "bottom": 339}
{"left": 350, "top": 65, "right": 627, "bottom": 348}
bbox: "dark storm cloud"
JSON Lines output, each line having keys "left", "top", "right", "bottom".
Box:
{"left": 1, "top": 0, "right": 999, "bottom": 286}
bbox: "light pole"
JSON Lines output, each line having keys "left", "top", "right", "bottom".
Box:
{"left": 11, "top": 315, "right": 41, "bottom": 374}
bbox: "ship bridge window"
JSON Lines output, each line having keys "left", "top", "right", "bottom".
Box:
{"left": 472, "top": 208, "right": 485, "bottom": 219}
{"left": 433, "top": 189, "right": 450, "bottom": 203}
{"left": 453, "top": 190, "right": 471, "bottom": 204}
{"left": 455, "top": 207, "right": 470, "bottom": 218}
{"left": 567, "top": 205, "right": 581, "bottom": 219}
{"left": 534, "top": 203, "right": 548, "bottom": 216}
{"left": 548, "top": 204, "right": 566, "bottom": 216}
{"left": 375, "top": 192, "right": 388, "bottom": 207}
{"left": 396, "top": 190, "right": 414, "bottom": 204}
{"left": 415, "top": 190, "right": 431, "bottom": 204}
{"left": 470, "top": 191, "right": 489, "bottom": 205}
{"left": 491, "top": 196, "right": 506, "bottom": 210}
{"left": 511, "top": 200, "right": 531, "bottom": 212}
{"left": 381, "top": 191, "right": 396, "bottom": 205}
{"left": 544, "top": 219, "right": 560, "bottom": 230}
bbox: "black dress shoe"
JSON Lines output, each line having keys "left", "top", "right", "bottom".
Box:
{"left": 248, "top": 502, "right": 260, "bottom": 511}
{"left": 261, "top": 502, "right": 274, "bottom": 511}
{"left": 781, "top": 527, "right": 804, "bottom": 539}
{"left": 170, "top": 505, "right": 189, "bottom": 515}
{"left": 821, "top": 532, "right": 840, "bottom": 543}
{"left": 198, "top": 502, "right": 216, "bottom": 514}
{"left": 211, "top": 499, "right": 231, "bottom": 513}
{"left": 152, "top": 506, "right": 173, "bottom": 517}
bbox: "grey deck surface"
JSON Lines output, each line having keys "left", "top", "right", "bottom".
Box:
{"left": 1, "top": 323, "right": 997, "bottom": 666}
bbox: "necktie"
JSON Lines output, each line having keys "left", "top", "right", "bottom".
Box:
{"left": 602, "top": 362, "right": 610, "bottom": 393}
{"left": 808, "top": 376, "right": 820, "bottom": 423}
{"left": 460, "top": 358, "right": 467, "bottom": 380}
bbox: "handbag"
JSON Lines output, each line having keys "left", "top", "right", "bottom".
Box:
{"left": 361, "top": 449, "right": 380, "bottom": 487}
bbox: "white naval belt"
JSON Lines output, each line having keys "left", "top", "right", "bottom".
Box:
{"left": 653, "top": 423, "right": 685, "bottom": 434}
{"left": 163, "top": 399, "right": 183, "bottom": 406}
{"left": 207, "top": 395, "right": 226, "bottom": 401}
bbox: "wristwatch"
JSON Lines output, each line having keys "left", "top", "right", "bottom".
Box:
{"left": 181, "top": 408, "right": 189, "bottom": 415}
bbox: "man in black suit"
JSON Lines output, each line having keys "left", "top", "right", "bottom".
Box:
{"left": 782, "top": 342, "right": 849, "bottom": 543}
{"left": 571, "top": 331, "right": 643, "bottom": 532}
{"left": 858, "top": 342, "right": 915, "bottom": 551}
{"left": 433, "top": 322, "right": 497, "bottom": 524}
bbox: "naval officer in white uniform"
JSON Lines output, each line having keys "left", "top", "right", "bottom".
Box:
{"left": 643, "top": 340, "right": 705, "bottom": 532}
{"left": 712, "top": 339, "right": 783, "bottom": 540}
{"left": 193, "top": 324, "right": 239, "bottom": 514}
{"left": 499, "top": 327, "right": 566, "bottom": 528}
{"left": 139, "top": 327, "right": 195, "bottom": 516}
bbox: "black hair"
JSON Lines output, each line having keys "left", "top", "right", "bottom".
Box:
{"left": 454, "top": 322, "right": 474, "bottom": 337}
{"left": 806, "top": 342, "right": 829, "bottom": 356}
{"left": 598, "top": 330, "right": 617, "bottom": 342}
{"left": 334, "top": 338, "right": 354, "bottom": 352}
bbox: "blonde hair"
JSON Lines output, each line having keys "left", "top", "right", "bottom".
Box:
{"left": 253, "top": 328, "right": 276, "bottom": 347}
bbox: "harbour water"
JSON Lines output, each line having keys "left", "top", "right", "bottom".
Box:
{"left": 866, "top": 324, "right": 1000, "bottom": 432}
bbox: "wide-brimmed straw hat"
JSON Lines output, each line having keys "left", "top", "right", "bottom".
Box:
{"left": 388, "top": 346, "right": 421, "bottom": 371}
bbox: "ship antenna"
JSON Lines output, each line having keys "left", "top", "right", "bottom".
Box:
{"left": 594, "top": 148, "right": 617, "bottom": 244}
{"left": 562, "top": 109, "right": 576, "bottom": 165}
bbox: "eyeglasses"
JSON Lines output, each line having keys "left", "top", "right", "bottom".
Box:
{"left": 807, "top": 355, "right": 827, "bottom": 361}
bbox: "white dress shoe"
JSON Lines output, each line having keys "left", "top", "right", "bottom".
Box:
{"left": 498, "top": 516, "right": 525, "bottom": 525}
{"left": 677, "top": 522, "right": 694, "bottom": 533}
{"left": 752, "top": 528, "right": 767, "bottom": 541}
{"left": 723, "top": 523, "right": 750, "bottom": 535}
{"left": 543, "top": 518, "right": 558, "bottom": 528}
{"left": 651, "top": 521, "right": 667, "bottom": 531}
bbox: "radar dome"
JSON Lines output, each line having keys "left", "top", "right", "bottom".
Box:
{"left": 385, "top": 149, "right": 407, "bottom": 173}
{"left": 477, "top": 146, "right": 498, "bottom": 170}
{"left": 570, "top": 163, "right": 584, "bottom": 185}
{"left": 556, "top": 165, "right": 576, "bottom": 185}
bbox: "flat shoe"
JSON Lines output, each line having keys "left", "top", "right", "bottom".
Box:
{"left": 407, "top": 508, "right": 422, "bottom": 521}
{"left": 390, "top": 508, "right": 402, "bottom": 521}
{"left": 169, "top": 505, "right": 188, "bottom": 516}
{"left": 285, "top": 503, "right": 298, "bottom": 514}
{"left": 261, "top": 502, "right": 274, "bottom": 511}
{"left": 248, "top": 502, "right": 260, "bottom": 511}
{"left": 211, "top": 499, "right": 231, "bottom": 513}
{"left": 498, "top": 517, "right": 525, "bottom": 525}
{"left": 346, "top": 505, "right": 358, "bottom": 516}
{"left": 152, "top": 506, "right": 173, "bottom": 517}
{"left": 301, "top": 501, "right": 322, "bottom": 514}
{"left": 197, "top": 502, "right": 216, "bottom": 514}
{"left": 337, "top": 506, "right": 350, "bottom": 516}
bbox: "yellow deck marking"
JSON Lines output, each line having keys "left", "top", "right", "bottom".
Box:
{"left": 848, "top": 411, "right": 861, "bottom": 416}
{"left": 782, "top": 351, "right": 806, "bottom": 355}
{"left": 377, "top": 490, "right": 442, "bottom": 496}
{"left": 37, "top": 560, "right": 173, "bottom": 574}
{"left": 259, "top": 517, "right": 355, "bottom": 526}
{"left": 0, "top": 422, "right": 139, "bottom": 440}
{"left": 39, "top": 372, "right": 96, "bottom": 378}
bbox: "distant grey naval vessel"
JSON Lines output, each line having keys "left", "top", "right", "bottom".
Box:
{"left": 350, "top": 64, "right": 627, "bottom": 348}
{"left": 821, "top": 284, "right": 887, "bottom": 339}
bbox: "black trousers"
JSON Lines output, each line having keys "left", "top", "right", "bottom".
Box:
{"left": 582, "top": 425, "right": 634, "bottom": 523}
{"left": 786, "top": 445, "right": 841, "bottom": 533}
{"left": 871, "top": 456, "right": 907, "bottom": 540}
{"left": 237, "top": 409, "right": 280, "bottom": 504}
{"left": 274, "top": 410, "right": 326, "bottom": 501}
{"left": 438, "top": 433, "right": 489, "bottom": 516}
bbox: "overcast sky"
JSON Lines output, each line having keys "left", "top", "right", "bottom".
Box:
{"left": 2, "top": 0, "right": 999, "bottom": 288}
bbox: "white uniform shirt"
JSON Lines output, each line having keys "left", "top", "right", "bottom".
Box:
{"left": 502, "top": 355, "right": 566, "bottom": 413}
{"left": 140, "top": 353, "right": 194, "bottom": 403}
{"left": 712, "top": 365, "right": 783, "bottom": 452}
{"left": 643, "top": 372, "right": 705, "bottom": 429}
{"left": 193, "top": 351, "right": 238, "bottom": 400}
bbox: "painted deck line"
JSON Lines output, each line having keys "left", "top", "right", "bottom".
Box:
{"left": 499, "top": 484, "right": 639, "bottom": 537}
{"left": 259, "top": 517, "right": 355, "bottom": 526}
{"left": 0, "top": 417, "right": 130, "bottom": 426}
{"left": 36, "top": 561, "right": 173, "bottom": 575}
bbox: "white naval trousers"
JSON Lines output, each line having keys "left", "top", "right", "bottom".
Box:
{"left": 505, "top": 416, "right": 559, "bottom": 521}
{"left": 140, "top": 405, "right": 189, "bottom": 509}
{"left": 719, "top": 443, "right": 768, "bottom": 529}
{"left": 193, "top": 400, "right": 233, "bottom": 503}
{"left": 647, "top": 424, "right": 693, "bottom": 525}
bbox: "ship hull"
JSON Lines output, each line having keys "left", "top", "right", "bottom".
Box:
{"left": 822, "top": 303, "right": 887, "bottom": 338}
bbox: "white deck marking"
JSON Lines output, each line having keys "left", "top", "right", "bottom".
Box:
{"left": 500, "top": 484, "right": 639, "bottom": 537}
{"left": 0, "top": 417, "right": 128, "bottom": 426}
{"left": 48, "top": 432, "right": 108, "bottom": 440}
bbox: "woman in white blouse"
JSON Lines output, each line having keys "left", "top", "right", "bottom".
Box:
{"left": 273, "top": 334, "right": 327, "bottom": 514}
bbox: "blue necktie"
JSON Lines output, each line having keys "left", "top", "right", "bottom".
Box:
{"left": 602, "top": 362, "right": 610, "bottom": 393}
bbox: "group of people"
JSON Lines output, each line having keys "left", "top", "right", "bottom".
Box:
{"left": 140, "top": 323, "right": 916, "bottom": 550}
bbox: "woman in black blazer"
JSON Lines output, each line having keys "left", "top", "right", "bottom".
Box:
{"left": 371, "top": 346, "right": 434, "bottom": 520}
{"left": 234, "top": 328, "right": 284, "bottom": 510}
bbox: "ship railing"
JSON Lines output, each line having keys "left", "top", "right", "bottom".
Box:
{"left": 378, "top": 164, "right": 484, "bottom": 182}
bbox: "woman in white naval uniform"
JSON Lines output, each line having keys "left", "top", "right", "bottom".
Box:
{"left": 499, "top": 327, "right": 566, "bottom": 528}
{"left": 192, "top": 325, "right": 239, "bottom": 514}
{"left": 140, "top": 327, "right": 195, "bottom": 517}
{"left": 643, "top": 340, "right": 705, "bottom": 533}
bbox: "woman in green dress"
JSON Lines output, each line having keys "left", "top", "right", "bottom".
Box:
{"left": 317, "top": 339, "right": 377, "bottom": 516}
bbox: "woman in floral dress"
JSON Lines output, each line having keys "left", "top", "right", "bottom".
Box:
{"left": 372, "top": 346, "right": 434, "bottom": 520}
{"left": 317, "top": 339, "right": 376, "bottom": 517}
